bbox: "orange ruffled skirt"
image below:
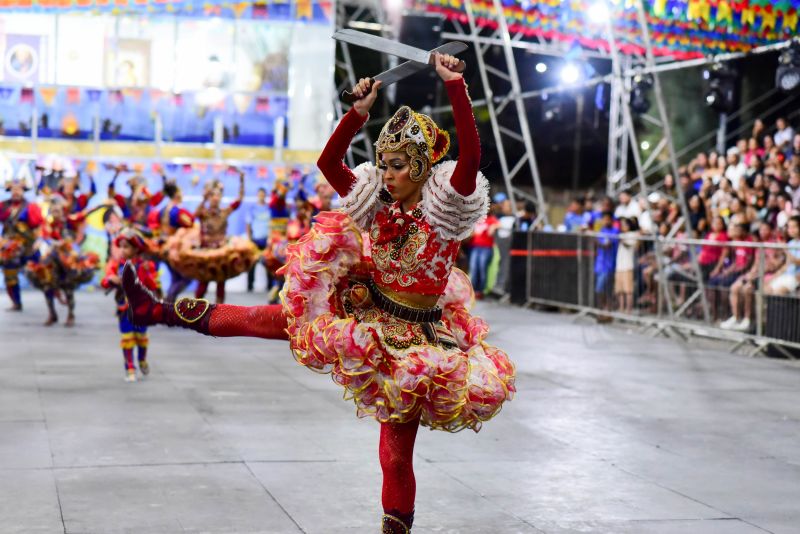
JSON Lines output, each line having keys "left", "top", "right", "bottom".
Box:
{"left": 165, "top": 227, "right": 259, "bottom": 283}
{"left": 278, "top": 211, "right": 515, "bottom": 433}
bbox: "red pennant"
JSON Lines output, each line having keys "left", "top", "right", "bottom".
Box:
{"left": 66, "top": 87, "right": 81, "bottom": 105}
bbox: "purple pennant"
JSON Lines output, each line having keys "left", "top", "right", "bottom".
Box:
{"left": 87, "top": 89, "right": 102, "bottom": 102}
{"left": 20, "top": 88, "right": 34, "bottom": 104}
{"left": 0, "top": 87, "right": 13, "bottom": 100}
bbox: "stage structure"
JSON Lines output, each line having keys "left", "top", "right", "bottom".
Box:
{"left": 405, "top": 0, "right": 799, "bottom": 325}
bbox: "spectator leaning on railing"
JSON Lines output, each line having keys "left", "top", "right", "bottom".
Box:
{"left": 766, "top": 216, "right": 800, "bottom": 296}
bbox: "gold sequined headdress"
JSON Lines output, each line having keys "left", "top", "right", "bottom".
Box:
{"left": 375, "top": 106, "right": 451, "bottom": 182}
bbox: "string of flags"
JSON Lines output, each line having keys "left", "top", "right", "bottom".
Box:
{"left": 420, "top": 0, "right": 798, "bottom": 57}
{"left": 0, "top": 85, "right": 280, "bottom": 116}
{"left": 0, "top": 1, "right": 332, "bottom": 24}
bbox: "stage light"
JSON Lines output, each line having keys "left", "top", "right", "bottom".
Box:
{"left": 629, "top": 72, "right": 652, "bottom": 115}
{"left": 641, "top": 141, "right": 651, "bottom": 150}
{"left": 703, "top": 62, "right": 737, "bottom": 112}
{"left": 541, "top": 93, "right": 562, "bottom": 122}
{"left": 535, "top": 62, "right": 547, "bottom": 73}
{"left": 776, "top": 38, "right": 800, "bottom": 92}
{"left": 560, "top": 63, "right": 580, "bottom": 84}
{"left": 387, "top": 0, "right": 403, "bottom": 9}
{"left": 587, "top": 1, "right": 610, "bottom": 24}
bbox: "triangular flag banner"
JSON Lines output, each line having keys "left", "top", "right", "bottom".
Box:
{"left": 297, "top": 0, "right": 312, "bottom": 19}
{"left": 256, "top": 96, "right": 270, "bottom": 113}
{"left": 110, "top": 90, "right": 124, "bottom": 104}
{"left": 20, "top": 88, "right": 34, "bottom": 104}
{"left": 87, "top": 89, "right": 102, "bottom": 102}
{"left": 150, "top": 89, "right": 166, "bottom": 104}
{"left": 182, "top": 164, "right": 193, "bottom": 173}
{"left": 166, "top": 163, "right": 179, "bottom": 173}
{"left": 123, "top": 88, "right": 144, "bottom": 102}
{"left": 231, "top": 1, "right": 249, "bottom": 17}
{"left": 213, "top": 163, "right": 225, "bottom": 174}
{"left": 173, "top": 93, "right": 184, "bottom": 106}
{"left": 39, "top": 87, "right": 58, "bottom": 106}
{"left": 0, "top": 87, "right": 13, "bottom": 100}
{"left": 233, "top": 93, "right": 252, "bottom": 114}
{"left": 66, "top": 87, "right": 81, "bottom": 105}
{"left": 252, "top": 1, "right": 269, "bottom": 18}
{"left": 257, "top": 166, "right": 269, "bottom": 178}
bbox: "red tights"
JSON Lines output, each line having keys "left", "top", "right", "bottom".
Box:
{"left": 207, "top": 304, "right": 289, "bottom": 340}
{"left": 379, "top": 417, "right": 420, "bottom": 516}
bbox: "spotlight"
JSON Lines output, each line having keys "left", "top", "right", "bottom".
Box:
{"left": 703, "top": 62, "right": 737, "bottom": 113}
{"left": 776, "top": 38, "right": 800, "bottom": 92}
{"left": 641, "top": 141, "right": 651, "bottom": 150}
{"left": 587, "top": 1, "right": 610, "bottom": 24}
{"left": 629, "top": 72, "right": 652, "bottom": 114}
{"left": 535, "top": 62, "right": 547, "bottom": 73}
{"left": 560, "top": 63, "right": 581, "bottom": 84}
{"left": 541, "top": 93, "right": 562, "bottom": 122}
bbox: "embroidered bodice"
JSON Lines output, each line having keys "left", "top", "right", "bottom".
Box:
{"left": 316, "top": 78, "right": 489, "bottom": 299}
{"left": 369, "top": 202, "right": 461, "bottom": 295}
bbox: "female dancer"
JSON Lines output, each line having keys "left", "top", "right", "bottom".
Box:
{"left": 165, "top": 170, "right": 256, "bottom": 304}
{"left": 26, "top": 196, "right": 98, "bottom": 326}
{"left": 122, "top": 54, "right": 514, "bottom": 533}
{"left": 148, "top": 177, "right": 194, "bottom": 300}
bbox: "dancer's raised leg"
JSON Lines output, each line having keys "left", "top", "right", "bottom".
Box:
{"left": 122, "top": 262, "right": 288, "bottom": 339}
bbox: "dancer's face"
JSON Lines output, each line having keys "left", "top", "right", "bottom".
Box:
{"left": 379, "top": 151, "right": 422, "bottom": 207}
{"left": 119, "top": 240, "right": 136, "bottom": 260}
{"left": 9, "top": 183, "right": 23, "bottom": 201}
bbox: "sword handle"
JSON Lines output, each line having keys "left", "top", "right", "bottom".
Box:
{"left": 341, "top": 78, "right": 375, "bottom": 104}
{"left": 430, "top": 58, "right": 466, "bottom": 74}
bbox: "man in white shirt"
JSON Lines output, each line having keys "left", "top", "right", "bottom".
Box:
{"left": 724, "top": 147, "right": 747, "bottom": 190}
{"left": 614, "top": 191, "right": 642, "bottom": 220}
{"left": 774, "top": 117, "right": 795, "bottom": 149}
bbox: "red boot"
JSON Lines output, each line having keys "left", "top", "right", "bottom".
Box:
{"left": 122, "top": 262, "right": 215, "bottom": 334}
{"left": 382, "top": 510, "right": 414, "bottom": 533}
{"left": 122, "top": 263, "right": 289, "bottom": 340}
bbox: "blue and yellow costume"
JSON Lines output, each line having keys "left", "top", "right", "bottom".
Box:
{"left": 102, "top": 229, "right": 159, "bottom": 381}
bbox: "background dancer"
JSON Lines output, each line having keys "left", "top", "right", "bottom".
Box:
{"left": 0, "top": 176, "right": 42, "bottom": 311}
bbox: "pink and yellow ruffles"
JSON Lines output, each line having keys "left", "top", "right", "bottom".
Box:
{"left": 278, "top": 211, "right": 515, "bottom": 433}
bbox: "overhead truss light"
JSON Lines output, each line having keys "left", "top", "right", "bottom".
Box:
{"left": 703, "top": 62, "right": 737, "bottom": 113}
{"left": 776, "top": 38, "right": 800, "bottom": 92}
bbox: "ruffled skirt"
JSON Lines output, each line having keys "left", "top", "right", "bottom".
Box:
{"left": 278, "top": 211, "right": 515, "bottom": 433}
{"left": 165, "top": 227, "right": 259, "bottom": 283}
{"left": 25, "top": 242, "right": 99, "bottom": 291}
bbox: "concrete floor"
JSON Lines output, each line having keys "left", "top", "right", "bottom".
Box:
{"left": 1, "top": 290, "right": 799, "bottom": 534}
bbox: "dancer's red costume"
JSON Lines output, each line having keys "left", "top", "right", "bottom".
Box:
{"left": 123, "top": 75, "right": 514, "bottom": 533}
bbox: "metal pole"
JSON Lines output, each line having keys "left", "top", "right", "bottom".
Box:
{"left": 756, "top": 245, "right": 765, "bottom": 338}
{"left": 632, "top": 0, "right": 710, "bottom": 323}
{"left": 463, "top": 0, "right": 518, "bottom": 214}
{"left": 716, "top": 112, "right": 728, "bottom": 155}
{"left": 571, "top": 92, "right": 584, "bottom": 192}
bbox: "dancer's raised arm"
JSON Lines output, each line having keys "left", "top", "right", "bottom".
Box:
{"left": 316, "top": 79, "right": 382, "bottom": 197}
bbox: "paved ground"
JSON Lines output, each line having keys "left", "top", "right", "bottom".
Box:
{"left": 1, "top": 290, "right": 800, "bottom": 534}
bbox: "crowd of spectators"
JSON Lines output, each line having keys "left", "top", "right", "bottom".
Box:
{"left": 560, "top": 116, "right": 800, "bottom": 331}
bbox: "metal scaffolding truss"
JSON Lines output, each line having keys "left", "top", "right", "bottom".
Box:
{"left": 441, "top": 0, "right": 548, "bottom": 224}
{"left": 332, "top": 0, "right": 387, "bottom": 168}
{"left": 603, "top": 0, "right": 710, "bottom": 322}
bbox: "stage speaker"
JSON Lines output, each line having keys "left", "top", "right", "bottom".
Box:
{"left": 394, "top": 13, "right": 444, "bottom": 110}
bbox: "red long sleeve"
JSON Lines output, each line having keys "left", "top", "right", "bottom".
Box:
{"left": 446, "top": 78, "right": 480, "bottom": 196}
{"left": 316, "top": 108, "right": 369, "bottom": 197}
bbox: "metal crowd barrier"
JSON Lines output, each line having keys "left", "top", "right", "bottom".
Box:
{"left": 510, "top": 230, "right": 800, "bottom": 358}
